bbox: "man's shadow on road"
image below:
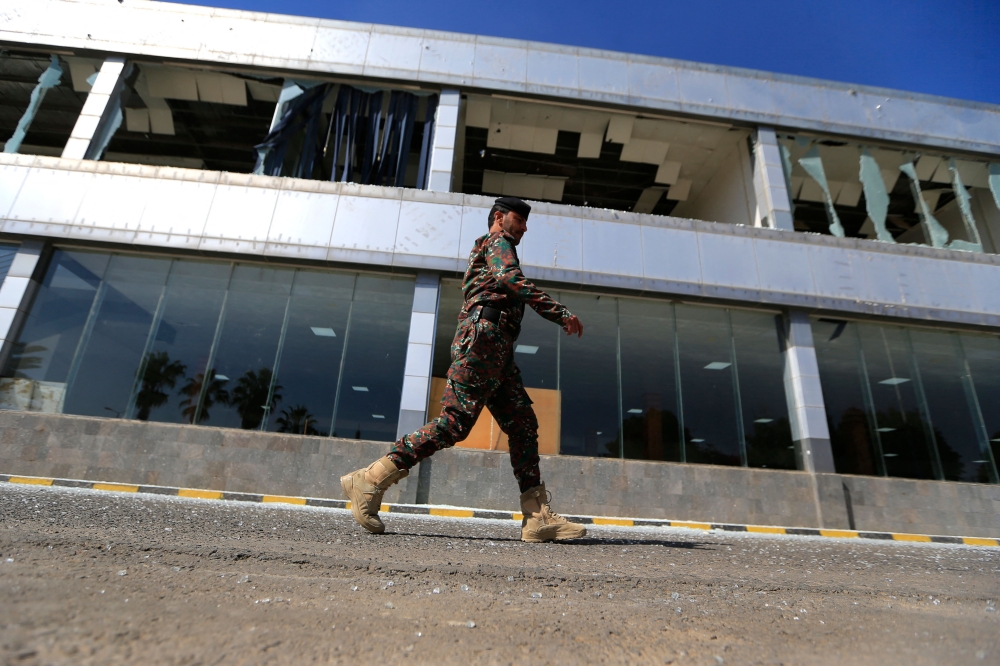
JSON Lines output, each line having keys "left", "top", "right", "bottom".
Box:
{"left": 385, "top": 530, "right": 714, "bottom": 550}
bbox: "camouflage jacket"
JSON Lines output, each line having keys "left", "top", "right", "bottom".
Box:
{"left": 460, "top": 231, "right": 570, "bottom": 338}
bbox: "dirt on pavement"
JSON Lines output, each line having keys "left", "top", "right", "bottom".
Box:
{"left": 0, "top": 483, "right": 997, "bottom": 665}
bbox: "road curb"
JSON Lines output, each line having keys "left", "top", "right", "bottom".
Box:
{"left": 2, "top": 473, "right": 997, "bottom": 547}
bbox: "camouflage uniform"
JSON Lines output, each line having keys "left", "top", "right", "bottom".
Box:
{"left": 388, "top": 230, "right": 572, "bottom": 492}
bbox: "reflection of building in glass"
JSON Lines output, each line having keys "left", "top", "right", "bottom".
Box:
{"left": 0, "top": 0, "right": 998, "bottom": 494}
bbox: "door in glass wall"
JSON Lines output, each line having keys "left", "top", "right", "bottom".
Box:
{"left": 618, "top": 298, "right": 680, "bottom": 462}
{"left": 128, "top": 260, "right": 232, "bottom": 424}
{"left": 731, "top": 310, "right": 795, "bottom": 469}
{"left": 674, "top": 305, "right": 742, "bottom": 466}
{"left": 857, "top": 325, "right": 940, "bottom": 480}
{"left": 62, "top": 255, "right": 173, "bottom": 419}
{"left": 1, "top": 249, "right": 415, "bottom": 443}
{"left": 0, "top": 250, "right": 111, "bottom": 413}
{"left": 331, "top": 275, "right": 412, "bottom": 441}
{"left": 263, "top": 270, "right": 355, "bottom": 436}
{"left": 202, "top": 265, "right": 295, "bottom": 429}
{"left": 813, "top": 317, "right": 1000, "bottom": 484}
{"left": 558, "top": 293, "right": 620, "bottom": 458}
{"left": 812, "top": 318, "right": 882, "bottom": 476}
{"left": 962, "top": 334, "right": 1000, "bottom": 482}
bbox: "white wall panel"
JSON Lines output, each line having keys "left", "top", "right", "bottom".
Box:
{"left": 520, "top": 214, "right": 583, "bottom": 271}
{"left": 628, "top": 62, "right": 679, "bottom": 103}
{"left": 578, "top": 55, "right": 628, "bottom": 95}
{"left": 138, "top": 178, "right": 215, "bottom": 242}
{"left": 473, "top": 41, "right": 527, "bottom": 86}
{"left": 8, "top": 169, "right": 88, "bottom": 223}
{"left": 309, "top": 25, "right": 371, "bottom": 72}
{"left": 394, "top": 201, "right": 462, "bottom": 259}
{"left": 697, "top": 233, "right": 760, "bottom": 289}
{"left": 676, "top": 68, "right": 730, "bottom": 108}
{"left": 807, "top": 245, "right": 869, "bottom": 302}
{"left": 640, "top": 225, "right": 702, "bottom": 285}
{"left": 364, "top": 31, "right": 424, "bottom": 75}
{"left": 4, "top": 156, "right": 1000, "bottom": 327}
{"left": 0, "top": 163, "right": 29, "bottom": 219}
{"left": 203, "top": 184, "right": 279, "bottom": 243}
{"left": 418, "top": 37, "right": 476, "bottom": 79}
{"left": 74, "top": 174, "right": 149, "bottom": 231}
{"left": 330, "top": 195, "right": 401, "bottom": 254}
{"left": 526, "top": 48, "right": 579, "bottom": 91}
{"left": 581, "top": 219, "right": 643, "bottom": 277}
{"left": 267, "top": 189, "right": 338, "bottom": 249}
{"left": 3, "top": 1, "right": 999, "bottom": 155}
{"left": 754, "top": 238, "right": 816, "bottom": 295}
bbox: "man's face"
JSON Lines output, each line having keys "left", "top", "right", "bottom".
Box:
{"left": 494, "top": 210, "right": 528, "bottom": 245}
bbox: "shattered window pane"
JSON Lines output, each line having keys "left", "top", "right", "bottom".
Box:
{"left": 778, "top": 132, "right": 1000, "bottom": 254}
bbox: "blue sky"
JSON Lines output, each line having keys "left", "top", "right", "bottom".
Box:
{"left": 170, "top": 0, "right": 1000, "bottom": 105}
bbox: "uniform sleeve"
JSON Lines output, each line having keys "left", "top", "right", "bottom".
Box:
{"left": 485, "top": 234, "right": 570, "bottom": 325}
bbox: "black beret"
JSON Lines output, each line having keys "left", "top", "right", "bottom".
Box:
{"left": 494, "top": 196, "right": 531, "bottom": 219}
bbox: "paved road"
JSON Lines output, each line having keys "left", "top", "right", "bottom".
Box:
{"left": 0, "top": 483, "right": 997, "bottom": 665}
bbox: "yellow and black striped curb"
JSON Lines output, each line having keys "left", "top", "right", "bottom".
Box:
{"left": 2, "top": 473, "right": 998, "bottom": 547}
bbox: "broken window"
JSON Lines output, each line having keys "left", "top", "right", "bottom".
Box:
{"left": 1, "top": 50, "right": 88, "bottom": 156}
{"left": 91, "top": 62, "right": 437, "bottom": 186}
{"left": 780, "top": 133, "right": 1000, "bottom": 253}
{"left": 460, "top": 95, "right": 758, "bottom": 225}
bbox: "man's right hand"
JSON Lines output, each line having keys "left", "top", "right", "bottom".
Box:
{"left": 562, "top": 315, "right": 584, "bottom": 338}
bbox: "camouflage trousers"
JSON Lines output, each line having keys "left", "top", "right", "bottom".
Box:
{"left": 388, "top": 317, "right": 542, "bottom": 493}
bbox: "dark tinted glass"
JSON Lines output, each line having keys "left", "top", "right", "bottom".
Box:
{"left": 731, "top": 310, "right": 794, "bottom": 469}
{"left": 675, "top": 304, "right": 741, "bottom": 466}
{"left": 62, "top": 255, "right": 172, "bottom": 418}
{"left": 264, "top": 270, "right": 355, "bottom": 436}
{"left": 332, "top": 275, "right": 412, "bottom": 441}
{"left": 558, "top": 293, "right": 619, "bottom": 457}
{"left": 618, "top": 298, "right": 680, "bottom": 461}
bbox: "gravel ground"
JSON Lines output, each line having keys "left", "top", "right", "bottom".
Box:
{"left": 0, "top": 483, "right": 997, "bottom": 665}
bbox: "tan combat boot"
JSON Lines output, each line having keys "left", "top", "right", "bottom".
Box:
{"left": 519, "top": 483, "right": 587, "bottom": 543}
{"left": 340, "top": 456, "right": 408, "bottom": 534}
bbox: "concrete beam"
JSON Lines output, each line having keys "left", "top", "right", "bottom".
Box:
{"left": 426, "top": 90, "right": 459, "bottom": 192}
{"left": 61, "top": 57, "right": 130, "bottom": 160}
{"left": 753, "top": 127, "right": 795, "bottom": 231}
{"left": 0, "top": 241, "right": 52, "bottom": 372}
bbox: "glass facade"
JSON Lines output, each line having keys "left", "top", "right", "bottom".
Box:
{"left": 432, "top": 282, "right": 794, "bottom": 468}
{"left": 813, "top": 318, "right": 1000, "bottom": 483}
{"left": 0, "top": 249, "right": 414, "bottom": 441}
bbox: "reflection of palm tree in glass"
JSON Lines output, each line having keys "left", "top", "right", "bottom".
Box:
{"left": 135, "top": 351, "right": 186, "bottom": 421}
{"left": 230, "top": 368, "right": 282, "bottom": 430}
{"left": 276, "top": 404, "right": 319, "bottom": 435}
{"left": 179, "top": 369, "right": 230, "bottom": 424}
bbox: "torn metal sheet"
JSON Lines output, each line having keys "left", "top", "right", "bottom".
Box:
{"left": 990, "top": 164, "right": 1000, "bottom": 212}
{"left": 798, "top": 147, "right": 845, "bottom": 237}
{"left": 900, "top": 162, "right": 948, "bottom": 248}
{"left": 947, "top": 159, "right": 984, "bottom": 252}
{"left": 134, "top": 69, "right": 175, "bottom": 135}
{"left": 778, "top": 142, "right": 796, "bottom": 216}
{"left": 605, "top": 115, "right": 634, "bottom": 144}
{"left": 666, "top": 179, "right": 692, "bottom": 201}
{"left": 655, "top": 160, "right": 681, "bottom": 185}
{"left": 859, "top": 149, "right": 894, "bottom": 243}
{"left": 4, "top": 55, "right": 63, "bottom": 154}
{"left": 633, "top": 187, "right": 666, "bottom": 213}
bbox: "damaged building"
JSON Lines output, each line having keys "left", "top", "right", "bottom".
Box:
{"left": 1, "top": 0, "right": 999, "bottom": 536}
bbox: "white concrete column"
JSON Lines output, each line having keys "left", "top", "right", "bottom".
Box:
{"left": 61, "top": 57, "right": 130, "bottom": 160}
{"left": 0, "top": 241, "right": 51, "bottom": 372}
{"left": 426, "top": 90, "right": 460, "bottom": 192}
{"left": 782, "top": 310, "right": 834, "bottom": 473}
{"left": 396, "top": 273, "right": 441, "bottom": 439}
{"left": 753, "top": 127, "right": 795, "bottom": 231}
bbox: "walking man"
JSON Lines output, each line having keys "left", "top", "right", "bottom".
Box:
{"left": 342, "top": 196, "right": 588, "bottom": 542}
